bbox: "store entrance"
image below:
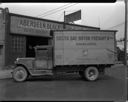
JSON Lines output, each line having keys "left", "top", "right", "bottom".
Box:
{"left": 26, "top": 36, "right": 49, "bottom": 57}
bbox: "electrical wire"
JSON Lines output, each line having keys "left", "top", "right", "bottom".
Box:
{"left": 38, "top": 3, "right": 78, "bottom": 17}
{"left": 38, "top": 3, "right": 78, "bottom": 18}
{"left": 106, "top": 22, "right": 125, "bottom": 29}
{"left": 37, "top": 3, "right": 72, "bottom": 17}
{"left": 41, "top": 3, "right": 78, "bottom": 17}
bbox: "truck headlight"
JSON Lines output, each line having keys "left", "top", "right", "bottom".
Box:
{"left": 15, "top": 58, "right": 19, "bottom": 64}
{"left": 16, "top": 58, "right": 19, "bottom": 61}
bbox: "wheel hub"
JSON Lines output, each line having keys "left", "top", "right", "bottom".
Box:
{"left": 85, "top": 67, "right": 99, "bottom": 81}
{"left": 15, "top": 70, "right": 25, "bottom": 79}
{"left": 13, "top": 66, "right": 28, "bottom": 82}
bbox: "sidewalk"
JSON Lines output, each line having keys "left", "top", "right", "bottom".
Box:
{"left": 0, "top": 69, "right": 13, "bottom": 79}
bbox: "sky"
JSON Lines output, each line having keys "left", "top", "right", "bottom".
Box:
{"left": 0, "top": 1, "right": 125, "bottom": 28}
{"left": 0, "top": 1, "right": 126, "bottom": 41}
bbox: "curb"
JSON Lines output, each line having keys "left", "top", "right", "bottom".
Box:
{"left": 0, "top": 69, "right": 13, "bottom": 79}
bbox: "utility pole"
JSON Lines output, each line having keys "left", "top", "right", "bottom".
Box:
{"left": 98, "top": 16, "right": 101, "bottom": 29}
{"left": 63, "top": 11, "right": 66, "bottom": 29}
{"left": 124, "top": 0, "right": 127, "bottom": 66}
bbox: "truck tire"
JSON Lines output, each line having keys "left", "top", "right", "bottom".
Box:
{"left": 12, "top": 66, "right": 28, "bottom": 82}
{"left": 83, "top": 66, "right": 99, "bottom": 81}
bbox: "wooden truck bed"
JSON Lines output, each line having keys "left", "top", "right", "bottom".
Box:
{"left": 53, "top": 30, "right": 117, "bottom": 66}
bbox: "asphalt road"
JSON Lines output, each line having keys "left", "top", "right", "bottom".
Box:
{"left": 0, "top": 64, "right": 126, "bottom": 101}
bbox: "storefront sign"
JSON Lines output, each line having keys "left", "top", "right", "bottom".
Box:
{"left": 10, "top": 16, "right": 63, "bottom": 37}
{"left": 10, "top": 15, "right": 98, "bottom": 36}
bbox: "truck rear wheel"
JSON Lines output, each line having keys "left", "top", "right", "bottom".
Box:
{"left": 12, "top": 66, "right": 28, "bottom": 82}
{"left": 84, "top": 66, "right": 99, "bottom": 81}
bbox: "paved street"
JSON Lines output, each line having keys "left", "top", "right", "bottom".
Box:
{"left": 0, "top": 64, "right": 126, "bottom": 101}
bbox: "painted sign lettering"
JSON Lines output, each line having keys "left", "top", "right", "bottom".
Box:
{"left": 10, "top": 16, "right": 63, "bottom": 36}
{"left": 18, "top": 18, "right": 62, "bottom": 30}
{"left": 10, "top": 16, "right": 98, "bottom": 36}
{"left": 55, "top": 31, "right": 114, "bottom": 48}
{"left": 56, "top": 35, "right": 113, "bottom": 41}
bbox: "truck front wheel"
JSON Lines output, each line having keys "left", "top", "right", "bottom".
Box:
{"left": 12, "top": 66, "right": 28, "bottom": 82}
{"left": 84, "top": 66, "right": 99, "bottom": 81}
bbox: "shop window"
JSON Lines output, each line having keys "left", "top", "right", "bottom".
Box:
{"left": 12, "top": 35, "right": 25, "bottom": 52}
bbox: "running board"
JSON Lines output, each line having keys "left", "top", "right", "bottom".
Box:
{"left": 29, "top": 70, "right": 53, "bottom": 76}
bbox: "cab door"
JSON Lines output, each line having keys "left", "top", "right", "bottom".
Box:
{"left": 34, "top": 47, "right": 53, "bottom": 70}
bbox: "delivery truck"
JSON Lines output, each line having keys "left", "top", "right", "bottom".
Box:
{"left": 12, "top": 30, "right": 117, "bottom": 82}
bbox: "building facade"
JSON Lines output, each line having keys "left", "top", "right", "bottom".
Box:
{"left": 0, "top": 8, "right": 100, "bottom": 69}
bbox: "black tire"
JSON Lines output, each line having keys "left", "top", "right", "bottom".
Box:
{"left": 83, "top": 66, "right": 99, "bottom": 81}
{"left": 12, "top": 66, "right": 28, "bottom": 82}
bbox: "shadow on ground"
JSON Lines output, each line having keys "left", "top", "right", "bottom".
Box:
{"left": 26, "top": 73, "right": 116, "bottom": 82}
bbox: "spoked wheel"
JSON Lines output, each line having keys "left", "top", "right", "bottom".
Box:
{"left": 12, "top": 66, "right": 28, "bottom": 82}
{"left": 84, "top": 66, "right": 99, "bottom": 81}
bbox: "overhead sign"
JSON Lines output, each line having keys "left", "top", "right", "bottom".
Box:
{"left": 10, "top": 15, "right": 97, "bottom": 36}
{"left": 65, "top": 10, "right": 81, "bottom": 23}
{"left": 10, "top": 16, "right": 63, "bottom": 37}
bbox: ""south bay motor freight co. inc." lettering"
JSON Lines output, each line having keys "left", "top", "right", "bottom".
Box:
{"left": 56, "top": 35, "right": 113, "bottom": 41}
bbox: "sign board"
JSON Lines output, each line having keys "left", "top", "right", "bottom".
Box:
{"left": 55, "top": 31, "right": 115, "bottom": 49}
{"left": 54, "top": 31, "right": 116, "bottom": 65}
{"left": 10, "top": 16, "right": 63, "bottom": 37}
{"left": 65, "top": 10, "right": 81, "bottom": 23}
{"left": 10, "top": 15, "right": 98, "bottom": 36}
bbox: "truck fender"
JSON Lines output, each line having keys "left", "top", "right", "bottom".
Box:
{"left": 15, "top": 64, "right": 30, "bottom": 75}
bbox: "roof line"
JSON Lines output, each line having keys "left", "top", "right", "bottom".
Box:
{"left": 53, "top": 30, "right": 117, "bottom": 32}
{"left": 9, "top": 12, "right": 100, "bottom": 29}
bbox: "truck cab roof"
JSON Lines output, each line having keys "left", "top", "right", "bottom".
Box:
{"left": 34, "top": 45, "right": 53, "bottom": 50}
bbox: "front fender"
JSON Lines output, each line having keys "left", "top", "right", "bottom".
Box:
{"left": 15, "top": 58, "right": 35, "bottom": 70}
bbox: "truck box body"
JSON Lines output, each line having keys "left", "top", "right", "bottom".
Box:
{"left": 54, "top": 30, "right": 117, "bottom": 66}
{"left": 12, "top": 30, "right": 118, "bottom": 82}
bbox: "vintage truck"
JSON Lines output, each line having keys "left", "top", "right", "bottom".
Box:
{"left": 12, "top": 30, "right": 117, "bottom": 82}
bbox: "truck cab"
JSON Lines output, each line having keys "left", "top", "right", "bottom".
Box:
{"left": 12, "top": 45, "right": 53, "bottom": 82}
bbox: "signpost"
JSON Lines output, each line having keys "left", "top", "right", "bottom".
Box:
{"left": 124, "top": 0, "right": 127, "bottom": 66}
{"left": 64, "top": 10, "right": 81, "bottom": 23}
